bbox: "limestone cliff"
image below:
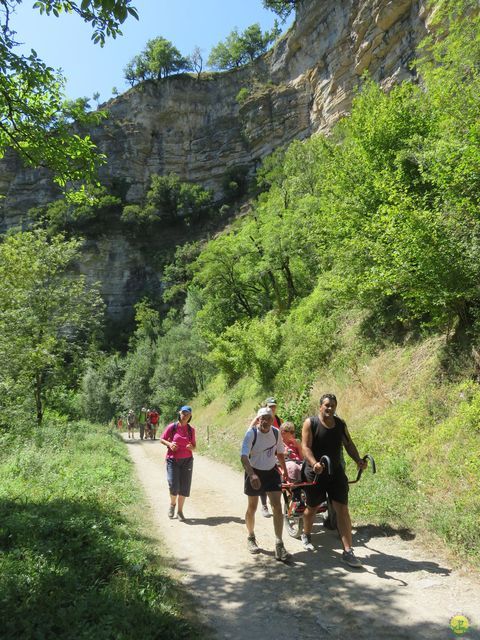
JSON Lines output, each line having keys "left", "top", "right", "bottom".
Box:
{"left": 0, "top": 0, "right": 432, "bottom": 319}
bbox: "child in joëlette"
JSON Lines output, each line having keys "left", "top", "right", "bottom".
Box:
{"left": 281, "top": 421, "right": 303, "bottom": 482}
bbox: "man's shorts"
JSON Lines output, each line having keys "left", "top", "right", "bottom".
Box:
{"left": 302, "top": 469, "right": 349, "bottom": 507}
{"left": 244, "top": 466, "right": 282, "bottom": 496}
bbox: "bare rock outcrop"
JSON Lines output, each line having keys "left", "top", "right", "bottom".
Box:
{"left": 0, "top": 0, "right": 432, "bottom": 319}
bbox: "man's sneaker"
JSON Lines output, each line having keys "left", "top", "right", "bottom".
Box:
{"left": 342, "top": 549, "right": 363, "bottom": 567}
{"left": 261, "top": 505, "right": 270, "bottom": 518}
{"left": 177, "top": 511, "right": 185, "bottom": 522}
{"left": 247, "top": 535, "right": 260, "bottom": 554}
{"left": 168, "top": 504, "right": 175, "bottom": 519}
{"left": 275, "top": 542, "right": 291, "bottom": 562}
{"left": 301, "top": 533, "right": 315, "bottom": 551}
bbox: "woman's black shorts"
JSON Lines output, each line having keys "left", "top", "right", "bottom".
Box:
{"left": 166, "top": 457, "right": 194, "bottom": 497}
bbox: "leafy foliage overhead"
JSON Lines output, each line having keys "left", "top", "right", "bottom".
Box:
{"left": 31, "top": 0, "right": 139, "bottom": 44}
{"left": 0, "top": 0, "right": 138, "bottom": 187}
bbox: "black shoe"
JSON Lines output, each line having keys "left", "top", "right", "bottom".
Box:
{"left": 342, "top": 549, "right": 362, "bottom": 567}
{"left": 247, "top": 536, "right": 260, "bottom": 554}
{"left": 275, "top": 542, "right": 291, "bottom": 562}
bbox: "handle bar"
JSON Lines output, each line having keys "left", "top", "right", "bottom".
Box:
{"left": 319, "top": 455, "right": 332, "bottom": 476}
{"left": 281, "top": 455, "right": 332, "bottom": 490}
{"left": 348, "top": 454, "right": 376, "bottom": 484}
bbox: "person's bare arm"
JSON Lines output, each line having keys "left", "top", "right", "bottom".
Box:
{"left": 342, "top": 426, "right": 367, "bottom": 469}
{"left": 296, "top": 437, "right": 303, "bottom": 458}
{"left": 241, "top": 454, "right": 261, "bottom": 489}
{"left": 301, "top": 418, "right": 325, "bottom": 474}
{"left": 277, "top": 452, "right": 288, "bottom": 479}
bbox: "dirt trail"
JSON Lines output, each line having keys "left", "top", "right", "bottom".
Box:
{"left": 124, "top": 437, "right": 480, "bottom": 640}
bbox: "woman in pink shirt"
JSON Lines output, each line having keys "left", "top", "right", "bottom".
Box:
{"left": 160, "top": 405, "right": 196, "bottom": 521}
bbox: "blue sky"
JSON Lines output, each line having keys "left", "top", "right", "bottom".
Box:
{"left": 12, "top": 0, "right": 292, "bottom": 104}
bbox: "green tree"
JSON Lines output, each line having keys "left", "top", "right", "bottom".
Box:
{"left": 79, "top": 353, "right": 124, "bottom": 422}
{"left": 207, "top": 22, "right": 280, "bottom": 70}
{"left": 0, "top": 230, "right": 104, "bottom": 425}
{"left": 241, "top": 22, "right": 281, "bottom": 62}
{"left": 0, "top": 0, "right": 138, "bottom": 187}
{"left": 145, "top": 36, "right": 187, "bottom": 79}
{"left": 123, "top": 36, "right": 188, "bottom": 85}
{"left": 262, "top": 0, "right": 297, "bottom": 22}
{"left": 31, "top": 185, "right": 121, "bottom": 236}
{"left": 150, "top": 294, "right": 213, "bottom": 416}
{"left": 123, "top": 55, "right": 148, "bottom": 86}
{"left": 121, "top": 173, "right": 213, "bottom": 226}
{"left": 162, "top": 241, "right": 203, "bottom": 309}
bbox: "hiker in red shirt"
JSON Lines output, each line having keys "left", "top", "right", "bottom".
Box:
{"left": 149, "top": 408, "right": 160, "bottom": 439}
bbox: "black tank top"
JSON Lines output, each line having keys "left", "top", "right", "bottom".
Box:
{"left": 304, "top": 415, "right": 346, "bottom": 479}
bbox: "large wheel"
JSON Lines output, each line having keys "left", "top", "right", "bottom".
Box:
{"left": 323, "top": 495, "right": 337, "bottom": 530}
{"left": 283, "top": 492, "right": 304, "bottom": 538}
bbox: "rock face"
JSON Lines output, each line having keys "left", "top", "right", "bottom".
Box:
{"left": 0, "top": 0, "right": 432, "bottom": 320}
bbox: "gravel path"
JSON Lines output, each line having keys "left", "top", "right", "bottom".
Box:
{"left": 124, "top": 437, "right": 480, "bottom": 640}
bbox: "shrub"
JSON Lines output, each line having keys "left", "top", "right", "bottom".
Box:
{"left": 236, "top": 87, "right": 251, "bottom": 104}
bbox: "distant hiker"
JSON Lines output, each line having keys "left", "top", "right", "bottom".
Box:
{"left": 266, "top": 397, "right": 283, "bottom": 429}
{"left": 301, "top": 393, "right": 367, "bottom": 565}
{"left": 138, "top": 407, "right": 147, "bottom": 440}
{"left": 160, "top": 405, "right": 196, "bottom": 521}
{"left": 117, "top": 416, "right": 123, "bottom": 431}
{"left": 149, "top": 408, "right": 160, "bottom": 439}
{"left": 241, "top": 406, "right": 291, "bottom": 562}
{"left": 258, "top": 397, "right": 283, "bottom": 517}
{"left": 127, "top": 409, "right": 136, "bottom": 439}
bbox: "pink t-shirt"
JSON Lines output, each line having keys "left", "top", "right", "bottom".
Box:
{"left": 284, "top": 440, "right": 302, "bottom": 462}
{"left": 162, "top": 422, "right": 196, "bottom": 460}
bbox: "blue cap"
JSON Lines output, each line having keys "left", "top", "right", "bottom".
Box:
{"left": 179, "top": 405, "right": 192, "bottom": 413}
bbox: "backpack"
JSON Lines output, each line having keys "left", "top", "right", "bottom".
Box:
{"left": 170, "top": 421, "right": 193, "bottom": 441}
{"left": 249, "top": 426, "right": 279, "bottom": 454}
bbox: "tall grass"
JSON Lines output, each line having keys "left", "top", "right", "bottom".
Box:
{"left": 194, "top": 338, "right": 480, "bottom": 569}
{"left": 0, "top": 418, "right": 204, "bottom": 640}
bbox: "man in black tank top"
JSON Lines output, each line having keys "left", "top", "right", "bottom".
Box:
{"left": 301, "top": 393, "right": 367, "bottom": 567}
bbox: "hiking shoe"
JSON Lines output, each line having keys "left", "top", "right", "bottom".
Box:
{"left": 168, "top": 504, "right": 175, "bottom": 519}
{"left": 301, "top": 533, "right": 315, "bottom": 551}
{"left": 342, "top": 549, "right": 363, "bottom": 567}
{"left": 275, "top": 542, "right": 291, "bottom": 562}
{"left": 247, "top": 536, "right": 260, "bottom": 554}
{"left": 177, "top": 511, "right": 185, "bottom": 522}
{"left": 261, "top": 505, "right": 270, "bottom": 518}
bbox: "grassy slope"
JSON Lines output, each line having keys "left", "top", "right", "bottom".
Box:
{"left": 0, "top": 420, "right": 207, "bottom": 640}
{"left": 194, "top": 336, "right": 480, "bottom": 570}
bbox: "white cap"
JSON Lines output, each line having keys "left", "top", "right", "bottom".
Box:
{"left": 256, "top": 407, "right": 273, "bottom": 418}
